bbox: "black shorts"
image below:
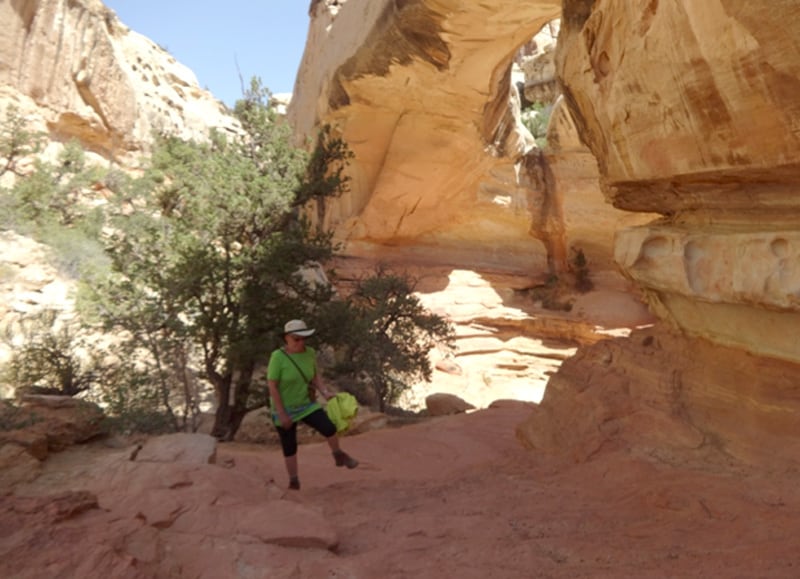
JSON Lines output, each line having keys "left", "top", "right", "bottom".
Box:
{"left": 275, "top": 408, "right": 337, "bottom": 457}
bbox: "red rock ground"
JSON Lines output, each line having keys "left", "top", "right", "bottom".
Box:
{"left": 233, "top": 402, "right": 800, "bottom": 578}
{"left": 4, "top": 398, "right": 799, "bottom": 578}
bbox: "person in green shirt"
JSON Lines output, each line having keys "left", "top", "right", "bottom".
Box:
{"left": 267, "top": 319, "right": 358, "bottom": 490}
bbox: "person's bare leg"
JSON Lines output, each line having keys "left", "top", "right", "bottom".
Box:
{"left": 285, "top": 454, "right": 300, "bottom": 489}
{"left": 325, "top": 435, "right": 341, "bottom": 453}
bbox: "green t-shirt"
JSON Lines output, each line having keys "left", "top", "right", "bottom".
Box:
{"left": 267, "top": 347, "right": 321, "bottom": 424}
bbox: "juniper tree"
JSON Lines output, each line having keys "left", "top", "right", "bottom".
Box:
{"left": 86, "top": 78, "right": 352, "bottom": 438}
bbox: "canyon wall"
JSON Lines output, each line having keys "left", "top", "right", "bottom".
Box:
{"left": 4, "top": 0, "right": 798, "bottom": 468}
{"left": 556, "top": 0, "right": 800, "bottom": 364}
{"left": 518, "top": 0, "right": 800, "bottom": 467}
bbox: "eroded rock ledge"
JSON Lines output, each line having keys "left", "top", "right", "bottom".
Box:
{"left": 557, "top": 0, "right": 800, "bottom": 365}
{"left": 513, "top": 0, "right": 800, "bottom": 462}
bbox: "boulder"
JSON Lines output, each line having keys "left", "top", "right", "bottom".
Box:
{"left": 425, "top": 392, "right": 475, "bottom": 416}
{"left": 16, "top": 395, "right": 106, "bottom": 450}
{"left": 134, "top": 433, "right": 217, "bottom": 465}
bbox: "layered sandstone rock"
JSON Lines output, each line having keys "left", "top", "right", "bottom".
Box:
{"left": 1, "top": 434, "right": 339, "bottom": 577}
{"left": 556, "top": 0, "right": 800, "bottom": 364}
{"left": 517, "top": 0, "right": 800, "bottom": 461}
{"left": 517, "top": 325, "right": 800, "bottom": 470}
{"left": 0, "top": 0, "right": 238, "bottom": 162}
{"left": 0, "top": 395, "right": 105, "bottom": 491}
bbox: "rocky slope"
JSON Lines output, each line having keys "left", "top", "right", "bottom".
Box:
{"left": 4, "top": 398, "right": 800, "bottom": 578}
{"left": 1, "top": 0, "right": 238, "bottom": 162}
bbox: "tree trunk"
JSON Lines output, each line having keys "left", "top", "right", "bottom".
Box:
{"left": 210, "top": 374, "right": 233, "bottom": 439}
{"left": 211, "top": 362, "right": 256, "bottom": 441}
{"left": 226, "top": 361, "right": 256, "bottom": 440}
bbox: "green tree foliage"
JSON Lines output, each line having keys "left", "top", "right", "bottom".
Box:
{"left": 6, "top": 140, "right": 104, "bottom": 231}
{"left": 2, "top": 83, "right": 454, "bottom": 432}
{"left": 89, "top": 348, "right": 194, "bottom": 435}
{"left": 85, "top": 78, "right": 353, "bottom": 439}
{"left": 321, "top": 267, "right": 455, "bottom": 412}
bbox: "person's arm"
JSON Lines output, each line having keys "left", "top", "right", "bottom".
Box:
{"left": 310, "top": 372, "right": 335, "bottom": 401}
{"left": 268, "top": 379, "right": 292, "bottom": 428}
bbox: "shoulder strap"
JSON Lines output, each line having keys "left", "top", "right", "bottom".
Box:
{"left": 280, "top": 348, "right": 311, "bottom": 384}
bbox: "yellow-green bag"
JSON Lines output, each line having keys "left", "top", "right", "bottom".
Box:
{"left": 325, "top": 392, "right": 359, "bottom": 433}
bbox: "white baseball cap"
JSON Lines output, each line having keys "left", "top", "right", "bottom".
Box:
{"left": 283, "top": 319, "right": 315, "bottom": 337}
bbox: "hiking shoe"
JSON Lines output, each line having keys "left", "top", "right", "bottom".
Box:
{"left": 288, "top": 477, "right": 300, "bottom": 490}
{"left": 333, "top": 450, "right": 359, "bottom": 469}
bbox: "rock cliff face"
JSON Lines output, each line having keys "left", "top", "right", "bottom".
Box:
{"left": 0, "top": 0, "right": 238, "bottom": 161}
{"left": 0, "top": 0, "right": 242, "bottom": 398}
{"left": 518, "top": 0, "right": 800, "bottom": 466}
{"left": 4, "top": 0, "right": 798, "bottom": 472}
{"left": 556, "top": 0, "right": 800, "bottom": 364}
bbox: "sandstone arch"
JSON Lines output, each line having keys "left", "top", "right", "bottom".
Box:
{"left": 289, "top": 0, "right": 564, "bottom": 272}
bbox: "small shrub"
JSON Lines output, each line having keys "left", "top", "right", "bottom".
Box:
{"left": 101, "top": 408, "right": 177, "bottom": 435}
{"left": 102, "top": 167, "right": 132, "bottom": 194}
{"left": 1, "top": 115, "right": 110, "bottom": 279}
{"left": 0, "top": 105, "right": 46, "bottom": 177}
{"left": 85, "top": 354, "right": 189, "bottom": 435}
{"left": 38, "top": 222, "right": 109, "bottom": 280}
{"left": 525, "top": 275, "right": 573, "bottom": 312}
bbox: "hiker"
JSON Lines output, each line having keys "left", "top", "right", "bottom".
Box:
{"left": 267, "top": 319, "right": 358, "bottom": 490}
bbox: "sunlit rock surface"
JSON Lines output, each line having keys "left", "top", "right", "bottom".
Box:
{"left": 290, "top": 0, "right": 562, "bottom": 270}
{"left": 516, "top": 0, "right": 800, "bottom": 460}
